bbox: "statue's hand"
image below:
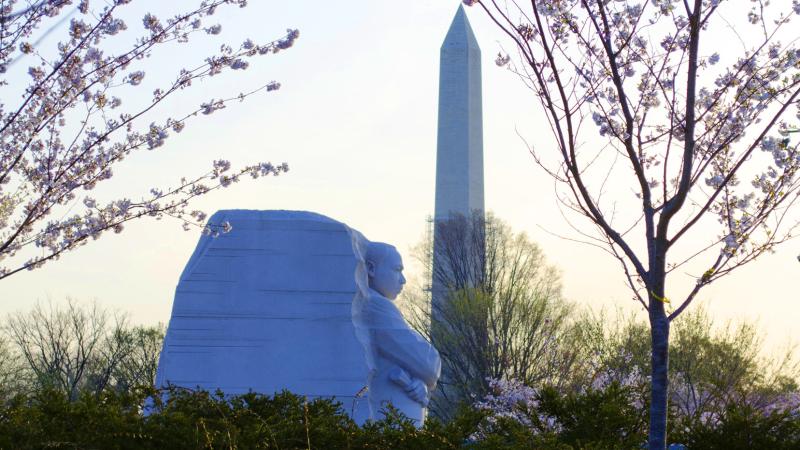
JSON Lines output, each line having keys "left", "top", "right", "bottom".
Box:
{"left": 405, "top": 379, "right": 429, "bottom": 406}
{"left": 389, "top": 367, "right": 412, "bottom": 385}
{"left": 388, "top": 367, "right": 429, "bottom": 406}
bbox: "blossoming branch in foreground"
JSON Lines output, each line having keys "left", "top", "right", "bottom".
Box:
{"left": 0, "top": 0, "right": 298, "bottom": 280}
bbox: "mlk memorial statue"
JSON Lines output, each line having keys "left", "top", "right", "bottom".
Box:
{"left": 154, "top": 210, "right": 440, "bottom": 426}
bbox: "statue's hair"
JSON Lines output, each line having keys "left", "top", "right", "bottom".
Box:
{"left": 365, "top": 242, "right": 397, "bottom": 267}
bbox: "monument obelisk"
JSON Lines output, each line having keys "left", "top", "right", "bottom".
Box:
{"left": 430, "top": 5, "right": 485, "bottom": 414}
{"left": 432, "top": 5, "right": 485, "bottom": 303}
{"left": 433, "top": 5, "right": 484, "bottom": 222}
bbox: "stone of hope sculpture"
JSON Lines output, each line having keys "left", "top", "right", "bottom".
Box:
{"left": 154, "top": 210, "right": 440, "bottom": 426}
{"left": 354, "top": 242, "right": 442, "bottom": 425}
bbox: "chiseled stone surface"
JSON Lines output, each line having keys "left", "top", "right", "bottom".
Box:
{"left": 155, "top": 210, "right": 372, "bottom": 423}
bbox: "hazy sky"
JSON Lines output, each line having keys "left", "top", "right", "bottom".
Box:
{"left": 2, "top": 1, "right": 798, "bottom": 351}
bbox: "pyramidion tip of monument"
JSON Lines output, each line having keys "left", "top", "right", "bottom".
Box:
{"left": 443, "top": 1, "right": 480, "bottom": 52}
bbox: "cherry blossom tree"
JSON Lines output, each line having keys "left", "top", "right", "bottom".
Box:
{"left": 465, "top": 0, "right": 800, "bottom": 448}
{"left": 0, "top": 0, "right": 298, "bottom": 280}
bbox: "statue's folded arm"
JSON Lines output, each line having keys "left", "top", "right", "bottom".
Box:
{"left": 373, "top": 327, "right": 441, "bottom": 388}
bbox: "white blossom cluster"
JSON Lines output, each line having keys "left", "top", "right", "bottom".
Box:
{"left": 762, "top": 391, "right": 800, "bottom": 418}
{"left": 670, "top": 377, "right": 800, "bottom": 428}
{"left": 470, "top": 377, "right": 562, "bottom": 441}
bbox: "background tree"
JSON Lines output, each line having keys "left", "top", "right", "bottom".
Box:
{"left": 405, "top": 213, "right": 575, "bottom": 415}
{"left": 667, "top": 308, "right": 799, "bottom": 422}
{"left": 0, "top": 336, "right": 25, "bottom": 399}
{"left": 6, "top": 299, "right": 112, "bottom": 399}
{"left": 4, "top": 299, "right": 164, "bottom": 399}
{"left": 467, "top": 1, "right": 800, "bottom": 447}
{"left": 581, "top": 307, "right": 798, "bottom": 409}
{"left": 0, "top": 0, "right": 297, "bottom": 280}
{"left": 111, "top": 324, "right": 165, "bottom": 392}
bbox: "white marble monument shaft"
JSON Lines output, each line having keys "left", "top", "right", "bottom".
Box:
{"left": 432, "top": 6, "right": 485, "bottom": 301}
{"left": 433, "top": 5, "right": 484, "bottom": 221}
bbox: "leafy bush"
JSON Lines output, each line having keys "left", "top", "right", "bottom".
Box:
{"left": 471, "top": 377, "right": 646, "bottom": 449}
{"left": 0, "top": 387, "right": 480, "bottom": 449}
{"left": 0, "top": 383, "right": 797, "bottom": 449}
{"left": 673, "top": 403, "right": 800, "bottom": 449}
{"left": 470, "top": 376, "right": 800, "bottom": 449}
{"left": 537, "top": 384, "right": 647, "bottom": 449}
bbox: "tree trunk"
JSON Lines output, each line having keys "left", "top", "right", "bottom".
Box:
{"left": 648, "top": 303, "right": 670, "bottom": 450}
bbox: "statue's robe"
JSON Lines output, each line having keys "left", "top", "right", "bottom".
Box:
{"left": 360, "top": 288, "right": 441, "bottom": 424}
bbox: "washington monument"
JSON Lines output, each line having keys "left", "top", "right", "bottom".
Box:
{"left": 432, "top": 4, "right": 485, "bottom": 299}
{"left": 433, "top": 5, "right": 484, "bottom": 222}
{"left": 430, "top": 5, "right": 485, "bottom": 413}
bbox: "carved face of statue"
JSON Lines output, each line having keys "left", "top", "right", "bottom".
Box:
{"left": 367, "top": 245, "right": 406, "bottom": 300}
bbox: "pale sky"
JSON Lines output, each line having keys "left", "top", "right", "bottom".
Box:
{"left": 2, "top": 1, "right": 798, "bottom": 352}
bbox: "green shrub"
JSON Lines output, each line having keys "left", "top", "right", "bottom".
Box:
{"left": 537, "top": 383, "right": 647, "bottom": 449}
{"left": 0, "top": 383, "right": 797, "bottom": 449}
{"left": 0, "top": 387, "right": 481, "bottom": 449}
{"left": 672, "top": 404, "right": 800, "bottom": 449}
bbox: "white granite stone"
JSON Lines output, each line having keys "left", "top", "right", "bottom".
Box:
{"left": 155, "top": 210, "right": 372, "bottom": 422}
